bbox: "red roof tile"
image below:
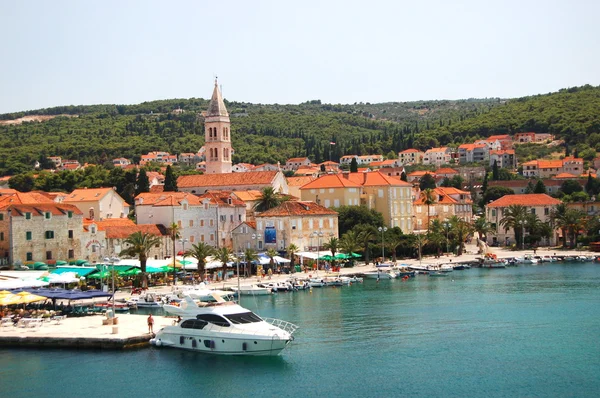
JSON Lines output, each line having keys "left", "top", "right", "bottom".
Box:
{"left": 346, "top": 171, "right": 412, "bottom": 187}
{"left": 435, "top": 168, "right": 459, "bottom": 174}
{"left": 177, "top": 171, "right": 278, "bottom": 188}
{"left": 64, "top": 188, "right": 116, "bottom": 202}
{"left": 286, "top": 176, "right": 316, "bottom": 187}
{"left": 300, "top": 174, "right": 362, "bottom": 189}
{"left": 487, "top": 194, "right": 561, "bottom": 208}
{"left": 104, "top": 224, "right": 168, "bottom": 239}
{"left": 135, "top": 192, "right": 202, "bottom": 206}
{"left": 255, "top": 201, "right": 337, "bottom": 217}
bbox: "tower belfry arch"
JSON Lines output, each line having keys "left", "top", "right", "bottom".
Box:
{"left": 204, "top": 79, "right": 232, "bottom": 174}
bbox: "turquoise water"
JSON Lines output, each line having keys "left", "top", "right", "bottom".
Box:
{"left": 1, "top": 263, "right": 600, "bottom": 397}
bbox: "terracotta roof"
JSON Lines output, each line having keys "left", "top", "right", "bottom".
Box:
{"left": 346, "top": 171, "right": 412, "bottom": 187}
{"left": 135, "top": 192, "right": 202, "bottom": 206}
{"left": 522, "top": 160, "right": 539, "bottom": 166}
{"left": 0, "top": 188, "right": 17, "bottom": 195}
{"left": 64, "top": 188, "right": 116, "bottom": 202}
{"left": 435, "top": 168, "right": 459, "bottom": 174}
{"left": 425, "top": 147, "right": 449, "bottom": 153}
{"left": 286, "top": 176, "right": 316, "bottom": 187}
{"left": 3, "top": 203, "right": 82, "bottom": 217}
{"left": 206, "top": 79, "right": 229, "bottom": 117}
{"left": 437, "top": 187, "right": 471, "bottom": 196}
{"left": 294, "top": 167, "right": 320, "bottom": 176}
{"left": 552, "top": 173, "right": 578, "bottom": 179}
{"left": 319, "top": 161, "right": 339, "bottom": 166}
{"left": 0, "top": 191, "right": 55, "bottom": 206}
{"left": 490, "top": 150, "right": 515, "bottom": 155}
{"left": 231, "top": 190, "right": 263, "bottom": 202}
{"left": 177, "top": 171, "right": 278, "bottom": 188}
{"left": 407, "top": 171, "right": 434, "bottom": 177}
{"left": 300, "top": 174, "right": 362, "bottom": 190}
{"left": 563, "top": 156, "right": 583, "bottom": 162}
{"left": 104, "top": 224, "right": 168, "bottom": 239}
{"left": 399, "top": 149, "right": 422, "bottom": 154}
{"left": 537, "top": 160, "right": 564, "bottom": 169}
{"left": 287, "top": 157, "right": 310, "bottom": 163}
{"left": 84, "top": 218, "right": 136, "bottom": 230}
{"left": 487, "top": 135, "right": 511, "bottom": 141}
{"left": 414, "top": 188, "right": 456, "bottom": 205}
{"left": 198, "top": 191, "right": 246, "bottom": 207}
{"left": 487, "top": 194, "right": 561, "bottom": 208}
{"left": 255, "top": 201, "right": 337, "bottom": 217}
{"left": 459, "top": 144, "right": 476, "bottom": 150}
{"left": 149, "top": 185, "right": 164, "bottom": 193}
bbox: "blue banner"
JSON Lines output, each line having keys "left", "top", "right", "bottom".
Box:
{"left": 264, "top": 227, "right": 276, "bottom": 244}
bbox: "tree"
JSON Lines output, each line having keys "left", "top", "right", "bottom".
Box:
{"left": 355, "top": 224, "right": 377, "bottom": 265}
{"left": 422, "top": 188, "right": 436, "bottom": 232}
{"left": 350, "top": 158, "right": 358, "bottom": 173}
{"left": 215, "top": 247, "right": 233, "bottom": 280}
{"left": 119, "top": 232, "right": 162, "bottom": 288}
{"left": 554, "top": 208, "right": 586, "bottom": 248}
{"left": 186, "top": 242, "right": 215, "bottom": 282}
{"left": 419, "top": 173, "right": 436, "bottom": 190}
{"left": 449, "top": 215, "right": 474, "bottom": 255}
{"left": 340, "top": 230, "right": 361, "bottom": 266}
{"left": 481, "top": 186, "right": 514, "bottom": 207}
{"left": 243, "top": 248, "right": 258, "bottom": 277}
{"left": 560, "top": 180, "right": 583, "bottom": 195}
{"left": 492, "top": 160, "right": 499, "bottom": 180}
{"left": 427, "top": 219, "right": 446, "bottom": 257}
{"left": 287, "top": 243, "right": 299, "bottom": 272}
{"left": 323, "top": 237, "right": 339, "bottom": 267}
{"left": 384, "top": 228, "right": 406, "bottom": 262}
{"left": 499, "top": 204, "right": 528, "bottom": 249}
{"left": 550, "top": 203, "right": 569, "bottom": 248}
{"left": 585, "top": 174, "right": 600, "bottom": 196}
{"left": 335, "top": 205, "right": 385, "bottom": 236}
{"left": 167, "top": 223, "right": 180, "bottom": 285}
{"left": 533, "top": 179, "right": 546, "bottom": 194}
{"left": 474, "top": 216, "right": 494, "bottom": 242}
{"left": 400, "top": 171, "right": 407, "bottom": 182}
{"left": 135, "top": 169, "right": 150, "bottom": 196}
{"left": 164, "top": 165, "right": 177, "bottom": 192}
{"left": 265, "top": 248, "right": 278, "bottom": 272}
{"left": 481, "top": 171, "right": 488, "bottom": 193}
{"left": 253, "top": 186, "right": 283, "bottom": 212}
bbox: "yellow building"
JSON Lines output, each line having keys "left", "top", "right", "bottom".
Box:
{"left": 299, "top": 174, "right": 362, "bottom": 208}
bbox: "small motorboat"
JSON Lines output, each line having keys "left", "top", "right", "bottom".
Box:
{"left": 363, "top": 269, "right": 397, "bottom": 279}
{"left": 429, "top": 271, "right": 448, "bottom": 277}
{"left": 127, "top": 292, "right": 164, "bottom": 308}
{"left": 232, "top": 285, "right": 272, "bottom": 296}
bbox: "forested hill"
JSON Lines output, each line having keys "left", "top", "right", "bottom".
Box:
{"left": 0, "top": 85, "right": 598, "bottom": 176}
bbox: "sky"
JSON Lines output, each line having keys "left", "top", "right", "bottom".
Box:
{"left": 1, "top": 0, "right": 599, "bottom": 113}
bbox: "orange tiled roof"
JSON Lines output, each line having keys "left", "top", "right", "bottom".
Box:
{"left": 487, "top": 135, "right": 511, "bottom": 141}
{"left": 490, "top": 149, "right": 515, "bottom": 155}
{"left": 199, "top": 191, "right": 246, "bottom": 207}
{"left": 414, "top": 188, "right": 456, "bottom": 205}
{"left": 0, "top": 188, "right": 17, "bottom": 195}
{"left": 553, "top": 172, "right": 578, "bottom": 179}
{"left": 437, "top": 187, "right": 471, "bottom": 196}
{"left": 459, "top": 144, "right": 475, "bottom": 150}
{"left": 84, "top": 218, "right": 135, "bottom": 230}
{"left": 177, "top": 171, "right": 278, "bottom": 188}
{"left": 4, "top": 203, "right": 82, "bottom": 217}
{"left": 435, "top": 168, "right": 459, "bottom": 174}
{"left": 287, "top": 157, "right": 310, "bottom": 163}
{"left": 135, "top": 192, "right": 202, "bottom": 206}
{"left": 0, "top": 191, "right": 55, "bottom": 206}
{"left": 399, "top": 149, "right": 422, "bottom": 154}
{"left": 231, "top": 190, "right": 263, "bottom": 202}
{"left": 286, "top": 176, "right": 316, "bottom": 187}
{"left": 346, "top": 171, "right": 412, "bottom": 187}
{"left": 255, "top": 201, "right": 337, "bottom": 217}
{"left": 425, "top": 147, "right": 448, "bottom": 153}
{"left": 299, "top": 174, "right": 362, "bottom": 190}
{"left": 487, "top": 194, "right": 561, "bottom": 208}
{"left": 104, "top": 224, "right": 168, "bottom": 239}
{"left": 538, "top": 160, "right": 564, "bottom": 169}
{"left": 407, "top": 170, "right": 434, "bottom": 177}
{"left": 149, "top": 185, "right": 164, "bottom": 193}
{"left": 64, "top": 188, "right": 115, "bottom": 202}
{"left": 319, "top": 161, "right": 339, "bottom": 166}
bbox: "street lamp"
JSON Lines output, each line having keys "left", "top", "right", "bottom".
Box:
{"left": 378, "top": 226, "right": 387, "bottom": 262}
{"left": 179, "top": 238, "right": 188, "bottom": 285}
{"left": 443, "top": 221, "right": 450, "bottom": 255}
{"left": 518, "top": 220, "right": 527, "bottom": 250}
{"left": 251, "top": 233, "right": 261, "bottom": 277}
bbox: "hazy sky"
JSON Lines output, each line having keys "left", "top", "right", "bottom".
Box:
{"left": 1, "top": 0, "right": 599, "bottom": 113}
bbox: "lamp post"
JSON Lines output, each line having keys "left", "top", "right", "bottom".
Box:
{"left": 311, "top": 231, "right": 323, "bottom": 273}
{"left": 443, "top": 221, "right": 450, "bottom": 255}
{"left": 251, "top": 233, "right": 261, "bottom": 277}
{"left": 519, "top": 220, "right": 526, "bottom": 250}
{"left": 378, "top": 226, "right": 387, "bottom": 262}
{"left": 104, "top": 256, "right": 119, "bottom": 325}
{"left": 179, "top": 238, "right": 188, "bottom": 284}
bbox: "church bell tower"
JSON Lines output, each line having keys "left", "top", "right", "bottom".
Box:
{"left": 204, "top": 79, "right": 232, "bottom": 174}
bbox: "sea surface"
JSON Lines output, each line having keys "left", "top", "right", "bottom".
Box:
{"left": 1, "top": 262, "right": 599, "bottom": 397}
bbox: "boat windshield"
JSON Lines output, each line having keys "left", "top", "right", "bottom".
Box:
{"left": 224, "top": 312, "right": 263, "bottom": 324}
{"left": 196, "top": 314, "right": 230, "bottom": 327}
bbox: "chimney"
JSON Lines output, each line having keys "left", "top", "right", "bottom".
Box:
{"left": 343, "top": 173, "right": 349, "bottom": 179}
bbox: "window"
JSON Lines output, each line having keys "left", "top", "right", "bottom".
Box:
{"left": 200, "top": 220, "right": 204, "bottom": 227}
{"left": 201, "top": 235, "right": 205, "bottom": 242}
{"left": 225, "top": 312, "right": 262, "bottom": 324}
{"left": 25, "top": 212, "right": 31, "bottom": 220}
{"left": 491, "top": 209, "right": 496, "bottom": 217}
{"left": 45, "top": 212, "right": 51, "bottom": 219}
{"left": 68, "top": 249, "right": 74, "bottom": 258}
{"left": 68, "top": 230, "right": 73, "bottom": 239}
{"left": 26, "top": 231, "right": 32, "bottom": 241}
{"left": 67, "top": 211, "right": 73, "bottom": 218}
{"left": 181, "top": 319, "right": 208, "bottom": 329}
{"left": 177, "top": 220, "right": 182, "bottom": 228}
{"left": 190, "top": 236, "right": 195, "bottom": 243}
{"left": 189, "top": 220, "right": 193, "bottom": 227}
{"left": 45, "top": 231, "right": 55, "bottom": 239}
{"left": 0, "top": 213, "right": 3, "bottom": 221}
{"left": 530, "top": 209, "right": 536, "bottom": 215}
{"left": 210, "top": 220, "right": 214, "bottom": 227}
{"left": 91, "top": 226, "right": 96, "bottom": 234}
{"left": 26, "top": 252, "right": 33, "bottom": 261}
{"left": 0, "top": 232, "right": 3, "bottom": 241}
{"left": 220, "top": 215, "right": 226, "bottom": 222}
{"left": 378, "top": 189, "right": 384, "bottom": 198}
{"left": 46, "top": 251, "right": 52, "bottom": 260}
{"left": 334, "top": 199, "right": 340, "bottom": 207}
{"left": 544, "top": 208, "right": 549, "bottom": 216}
{"left": 210, "top": 234, "right": 214, "bottom": 241}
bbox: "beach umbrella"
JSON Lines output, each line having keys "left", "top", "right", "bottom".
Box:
{"left": 56, "top": 260, "right": 68, "bottom": 266}
{"left": 350, "top": 252, "right": 362, "bottom": 258}
{"left": 15, "top": 291, "right": 46, "bottom": 304}
{"left": 318, "top": 255, "right": 335, "bottom": 261}
{"left": 0, "top": 294, "right": 21, "bottom": 306}
{"left": 74, "top": 259, "right": 88, "bottom": 266}
{"left": 335, "top": 253, "right": 350, "bottom": 260}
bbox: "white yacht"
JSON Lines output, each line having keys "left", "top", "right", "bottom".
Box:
{"left": 363, "top": 269, "right": 397, "bottom": 279}
{"left": 127, "top": 292, "right": 164, "bottom": 308}
{"left": 231, "top": 285, "right": 272, "bottom": 296}
{"left": 150, "top": 295, "right": 298, "bottom": 356}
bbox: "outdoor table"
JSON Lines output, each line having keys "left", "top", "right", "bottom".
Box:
{"left": 18, "top": 318, "right": 43, "bottom": 328}
{"left": 1, "top": 318, "right": 13, "bottom": 327}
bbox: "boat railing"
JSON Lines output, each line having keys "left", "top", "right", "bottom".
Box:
{"left": 263, "top": 318, "right": 299, "bottom": 335}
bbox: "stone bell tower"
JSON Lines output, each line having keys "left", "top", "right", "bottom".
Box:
{"left": 204, "top": 79, "right": 233, "bottom": 174}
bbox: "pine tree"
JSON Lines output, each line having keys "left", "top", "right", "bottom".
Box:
{"left": 164, "top": 165, "right": 177, "bottom": 192}
{"left": 565, "top": 144, "right": 570, "bottom": 157}
{"left": 482, "top": 172, "right": 488, "bottom": 193}
{"left": 400, "top": 171, "right": 407, "bottom": 182}
{"left": 350, "top": 158, "right": 358, "bottom": 173}
{"left": 136, "top": 169, "right": 150, "bottom": 196}
{"left": 534, "top": 179, "right": 546, "bottom": 194}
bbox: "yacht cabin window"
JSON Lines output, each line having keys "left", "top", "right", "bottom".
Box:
{"left": 196, "top": 314, "right": 230, "bottom": 327}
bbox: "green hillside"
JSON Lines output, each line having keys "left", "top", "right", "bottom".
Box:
{"left": 0, "top": 85, "right": 598, "bottom": 176}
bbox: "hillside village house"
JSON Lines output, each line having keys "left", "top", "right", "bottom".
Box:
{"left": 232, "top": 163, "right": 255, "bottom": 173}
{"left": 254, "top": 201, "right": 338, "bottom": 254}
{"left": 513, "top": 132, "right": 554, "bottom": 143}
{"left": 406, "top": 170, "right": 435, "bottom": 183}
{"left": 435, "top": 168, "right": 460, "bottom": 179}
{"left": 370, "top": 159, "right": 403, "bottom": 169}
{"left": 340, "top": 154, "right": 384, "bottom": 166}
{"left": 140, "top": 151, "right": 177, "bottom": 166}
{"left": 489, "top": 149, "right": 517, "bottom": 169}
{"left": 179, "top": 152, "right": 202, "bottom": 165}
{"left": 458, "top": 143, "right": 489, "bottom": 163}
{"left": 177, "top": 171, "right": 289, "bottom": 195}
{"left": 251, "top": 164, "right": 280, "bottom": 172}
{"left": 318, "top": 161, "right": 340, "bottom": 173}
{"left": 487, "top": 179, "right": 567, "bottom": 195}
{"left": 112, "top": 158, "right": 131, "bottom": 168}
{"left": 399, "top": 149, "right": 424, "bottom": 165}
{"left": 299, "top": 174, "right": 362, "bottom": 208}
{"left": 423, "top": 147, "right": 452, "bottom": 167}
{"left": 286, "top": 176, "right": 315, "bottom": 199}
{"left": 0, "top": 192, "right": 84, "bottom": 265}
{"left": 486, "top": 194, "right": 561, "bottom": 247}
{"left": 413, "top": 187, "right": 472, "bottom": 233}
{"left": 486, "top": 135, "right": 513, "bottom": 150}
{"left": 284, "top": 157, "right": 312, "bottom": 171}
{"left": 62, "top": 187, "right": 129, "bottom": 220}
{"left": 231, "top": 221, "right": 258, "bottom": 252}
{"left": 522, "top": 157, "right": 584, "bottom": 178}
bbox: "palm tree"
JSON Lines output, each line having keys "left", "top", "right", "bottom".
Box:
{"left": 449, "top": 215, "right": 474, "bottom": 256}
{"left": 499, "top": 204, "right": 528, "bottom": 249}
{"left": 427, "top": 219, "right": 446, "bottom": 257}
{"left": 287, "top": 243, "right": 299, "bottom": 272}
{"left": 215, "top": 247, "right": 233, "bottom": 281}
{"left": 473, "top": 216, "right": 493, "bottom": 243}
{"left": 385, "top": 234, "right": 405, "bottom": 263}
{"left": 265, "top": 248, "right": 278, "bottom": 273}
{"left": 185, "top": 242, "right": 215, "bottom": 282}
{"left": 550, "top": 203, "right": 569, "bottom": 248}
{"left": 422, "top": 188, "right": 436, "bottom": 232}
{"left": 168, "top": 222, "right": 180, "bottom": 285}
{"left": 119, "top": 231, "right": 162, "bottom": 288}
{"left": 243, "top": 248, "right": 258, "bottom": 277}
{"left": 323, "top": 237, "right": 339, "bottom": 268}
{"left": 340, "top": 230, "right": 361, "bottom": 266}
{"left": 355, "top": 224, "right": 377, "bottom": 265}
{"left": 253, "top": 187, "right": 284, "bottom": 212}
{"left": 563, "top": 209, "right": 587, "bottom": 249}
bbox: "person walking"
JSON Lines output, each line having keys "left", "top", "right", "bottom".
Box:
{"left": 147, "top": 314, "right": 154, "bottom": 334}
